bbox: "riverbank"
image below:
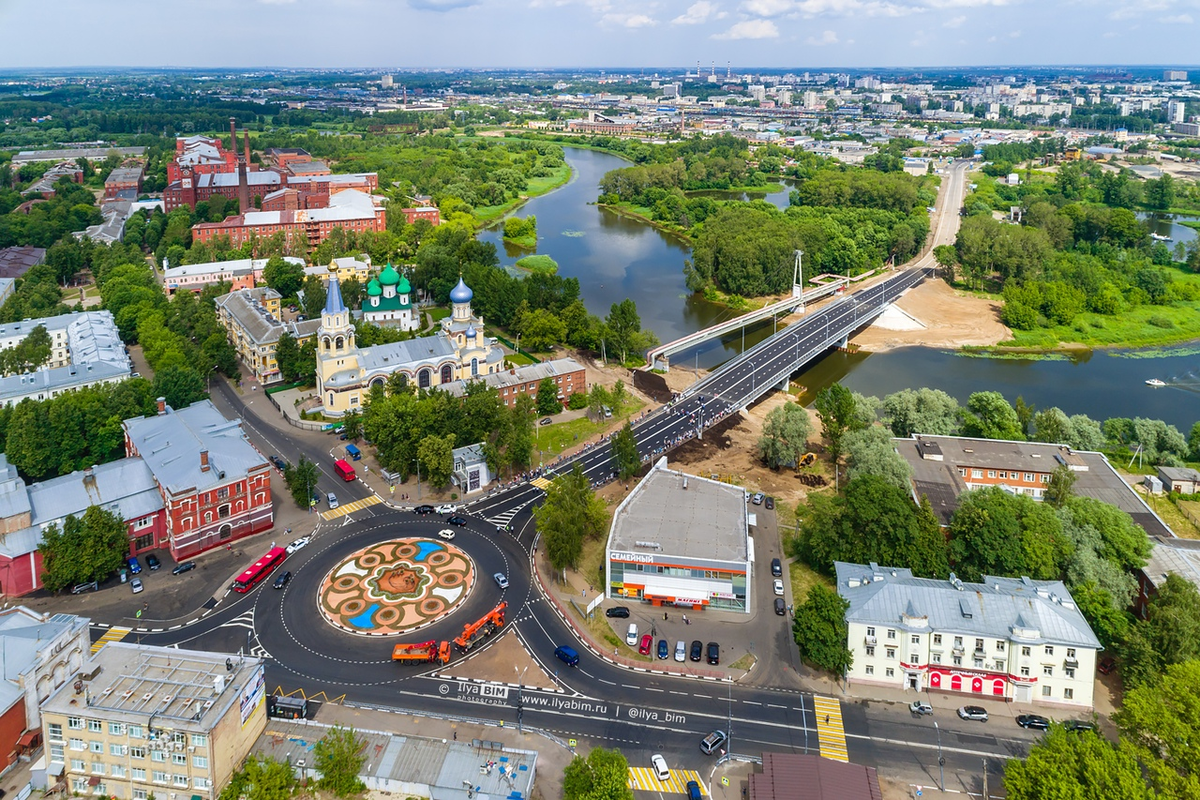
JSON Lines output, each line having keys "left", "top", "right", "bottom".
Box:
{"left": 851, "top": 279, "right": 1012, "bottom": 351}
{"left": 595, "top": 201, "right": 695, "bottom": 244}
{"left": 474, "top": 162, "right": 573, "bottom": 227}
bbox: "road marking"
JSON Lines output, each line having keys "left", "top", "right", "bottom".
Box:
{"left": 91, "top": 626, "right": 132, "bottom": 654}
{"left": 628, "top": 767, "right": 705, "bottom": 794}
{"left": 529, "top": 476, "right": 552, "bottom": 490}
{"left": 644, "top": 687, "right": 663, "bottom": 692}
{"left": 813, "top": 695, "right": 849, "bottom": 763}
{"left": 320, "top": 495, "right": 382, "bottom": 520}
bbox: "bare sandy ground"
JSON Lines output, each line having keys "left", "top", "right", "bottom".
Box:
{"left": 852, "top": 278, "right": 1011, "bottom": 351}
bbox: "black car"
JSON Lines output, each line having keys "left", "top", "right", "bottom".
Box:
{"left": 171, "top": 561, "right": 197, "bottom": 575}
{"left": 774, "top": 598, "right": 786, "bottom": 616}
{"left": 1016, "top": 714, "right": 1050, "bottom": 730}
{"left": 771, "top": 558, "right": 782, "bottom": 577}
{"left": 273, "top": 571, "right": 292, "bottom": 589}
{"left": 605, "top": 606, "right": 630, "bottom": 618}
{"left": 446, "top": 515, "right": 468, "bottom": 526}
{"left": 145, "top": 554, "right": 161, "bottom": 571}
{"left": 1063, "top": 720, "right": 1097, "bottom": 733}
{"left": 765, "top": 496, "right": 775, "bottom": 510}
{"left": 269, "top": 455, "right": 287, "bottom": 471}
{"left": 690, "top": 640, "right": 703, "bottom": 662}
{"left": 413, "top": 505, "right": 435, "bottom": 515}
{"left": 706, "top": 641, "right": 720, "bottom": 665}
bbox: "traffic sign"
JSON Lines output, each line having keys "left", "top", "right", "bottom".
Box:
{"left": 569, "top": 739, "right": 577, "bottom": 749}
{"left": 721, "top": 777, "right": 730, "bottom": 787}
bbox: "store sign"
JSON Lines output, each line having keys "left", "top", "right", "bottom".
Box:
{"left": 610, "top": 551, "right": 655, "bottom": 564}
{"left": 712, "top": 592, "right": 737, "bottom": 600}
{"left": 673, "top": 598, "right": 705, "bottom": 605}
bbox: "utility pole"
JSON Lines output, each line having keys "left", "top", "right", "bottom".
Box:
{"left": 934, "top": 721, "right": 944, "bottom": 792}
{"left": 982, "top": 758, "right": 988, "bottom": 800}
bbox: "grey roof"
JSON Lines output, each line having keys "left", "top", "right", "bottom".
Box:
{"left": 834, "top": 562, "right": 1102, "bottom": 649}
{"left": 165, "top": 256, "right": 302, "bottom": 282}
{"left": 251, "top": 720, "right": 536, "bottom": 799}
{"left": 0, "top": 246, "right": 46, "bottom": 279}
{"left": 27, "top": 458, "right": 162, "bottom": 529}
{"left": 215, "top": 288, "right": 321, "bottom": 346}
{"left": 440, "top": 357, "right": 583, "bottom": 398}
{"left": 452, "top": 443, "right": 486, "bottom": 465}
{"left": 0, "top": 311, "right": 130, "bottom": 406}
{"left": 895, "top": 435, "right": 1173, "bottom": 538}
{"left": 0, "top": 607, "right": 89, "bottom": 685}
{"left": 608, "top": 459, "right": 749, "bottom": 563}
{"left": 1142, "top": 536, "right": 1200, "bottom": 591}
{"left": 1158, "top": 466, "right": 1200, "bottom": 483}
{"left": 75, "top": 198, "right": 132, "bottom": 244}
{"left": 0, "top": 360, "right": 131, "bottom": 406}
{"left": 105, "top": 165, "right": 143, "bottom": 185}
{"left": 123, "top": 400, "right": 268, "bottom": 498}
{"left": 12, "top": 147, "right": 144, "bottom": 165}
{"left": 325, "top": 334, "right": 459, "bottom": 389}
{"left": 197, "top": 171, "right": 282, "bottom": 189}
{"left": 0, "top": 454, "right": 31, "bottom": 522}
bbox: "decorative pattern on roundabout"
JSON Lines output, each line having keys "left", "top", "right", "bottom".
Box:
{"left": 318, "top": 538, "right": 474, "bottom": 635}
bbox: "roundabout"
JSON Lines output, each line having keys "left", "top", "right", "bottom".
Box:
{"left": 318, "top": 538, "right": 474, "bottom": 635}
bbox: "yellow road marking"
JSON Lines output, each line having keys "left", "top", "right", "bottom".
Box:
{"left": 320, "top": 494, "right": 382, "bottom": 520}
{"left": 813, "top": 694, "right": 849, "bottom": 762}
{"left": 530, "top": 476, "right": 552, "bottom": 490}
{"left": 91, "top": 626, "right": 132, "bottom": 654}
{"left": 628, "top": 767, "right": 705, "bottom": 794}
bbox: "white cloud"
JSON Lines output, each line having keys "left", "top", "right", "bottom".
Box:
{"left": 712, "top": 18, "right": 780, "bottom": 36}
{"left": 1161, "top": 12, "right": 1193, "bottom": 22}
{"left": 805, "top": 28, "right": 839, "bottom": 44}
{"left": 740, "top": 0, "right": 918, "bottom": 18}
{"left": 740, "top": 0, "right": 794, "bottom": 14}
{"left": 407, "top": 0, "right": 479, "bottom": 9}
{"left": 672, "top": 0, "right": 721, "bottom": 23}
{"left": 943, "top": 14, "right": 966, "bottom": 25}
{"left": 603, "top": 11, "right": 658, "bottom": 24}
{"left": 1009, "top": 28, "right": 1021, "bottom": 36}
{"left": 258, "top": 0, "right": 297, "bottom": 4}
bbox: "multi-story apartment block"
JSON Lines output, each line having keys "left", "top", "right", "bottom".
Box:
{"left": 213, "top": 287, "right": 321, "bottom": 384}
{"left": 0, "top": 311, "right": 132, "bottom": 407}
{"left": 836, "top": 562, "right": 1101, "bottom": 708}
{"left": 41, "top": 643, "right": 266, "bottom": 800}
{"left": 191, "top": 189, "right": 387, "bottom": 250}
{"left": 123, "top": 399, "right": 273, "bottom": 558}
{"left": 163, "top": 256, "right": 305, "bottom": 297}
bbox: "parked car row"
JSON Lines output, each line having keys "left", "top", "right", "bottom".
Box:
{"left": 911, "top": 702, "right": 1096, "bottom": 732}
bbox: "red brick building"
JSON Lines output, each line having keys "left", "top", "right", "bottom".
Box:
{"left": 192, "top": 189, "right": 387, "bottom": 250}
{"left": 123, "top": 398, "right": 273, "bottom": 558}
{"left": 103, "top": 164, "right": 144, "bottom": 199}
{"left": 402, "top": 206, "right": 441, "bottom": 226}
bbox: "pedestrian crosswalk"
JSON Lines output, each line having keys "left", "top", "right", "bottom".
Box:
{"left": 529, "top": 476, "right": 553, "bottom": 491}
{"left": 91, "top": 626, "right": 131, "bottom": 654}
{"left": 813, "top": 695, "right": 849, "bottom": 762}
{"left": 320, "top": 494, "right": 382, "bottom": 520}
{"left": 628, "top": 767, "right": 705, "bottom": 794}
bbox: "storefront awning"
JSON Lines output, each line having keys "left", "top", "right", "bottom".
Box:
{"left": 642, "top": 576, "right": 731, "bottom": 601}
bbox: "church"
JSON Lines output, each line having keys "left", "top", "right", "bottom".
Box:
{"left": 361, "top": 264, "right": 419, "bottom": 331}
{"left": 315, "top": 274, "right": 505, "bottom": 417}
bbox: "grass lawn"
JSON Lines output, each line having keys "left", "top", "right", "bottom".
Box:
{"left": 788, "top": 561, "right": 833, "bottom": 603}
{"left": 1156, "top": 497, "right": 1200, "bottom": 539}
{"left": 534, "top": 398, "right": 645, "bottom": 463}
{"left": 427, "top": 307, "right": 451, "bottom": 322}
{"left": 473, "top": 164, "right": 572, "bottom": 226}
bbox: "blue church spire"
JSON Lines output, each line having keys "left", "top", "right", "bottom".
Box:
{"left": 324, "top": 274, "right": 346, "bottom": 316}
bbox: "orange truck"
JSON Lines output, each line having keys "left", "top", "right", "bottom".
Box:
{"left": 453, "top": 601, "right": 507, "bottom": 653}
{"left": 391, "top": 640, "right": 450, "bottom": 665}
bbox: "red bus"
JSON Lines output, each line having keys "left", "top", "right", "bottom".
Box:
{"left": 333, "top": 459, "right": 356, "bottom": 481}
{"left": 232, "top": 546, "right": 287, "bottom": 593}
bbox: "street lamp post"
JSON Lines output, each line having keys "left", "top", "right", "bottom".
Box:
{"left": 411, "top": 458, "right": 421, "bottom": 501}
{"left": 515, "top": 666, "right": 528, "bottom": 733}
{"left": 934, "top": 721, "right": 945, "bottom": 792}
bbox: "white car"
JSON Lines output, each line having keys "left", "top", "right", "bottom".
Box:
{"left": 650, "top": 754, "right": 670, "bottom": 782}
{"left": 494, "top": 573, "right": 509, "bottom": 589}
{"left": 286, "top": 537, "right": 310, "bottom": 554}
{"left": 437, "top": 528, "right": 456, "bottom": 541}
{"left": 674, "top": 640, "right": 686, "bottom": 662}
{"left": 773, "top": 579, "right": 785, "bottom": 596}
{"left": 435, "top": 503, "right": 457, "bottom": 514}
{"left": 626, "top": 623, "right": 639, "bottom": 647}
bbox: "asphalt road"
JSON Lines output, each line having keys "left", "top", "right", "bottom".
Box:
{"left": 90, "top": 161, "right": 1020, "bottom": 792}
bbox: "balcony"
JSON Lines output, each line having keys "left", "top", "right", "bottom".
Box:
{"left": 952, "top": 644, "right": 964, "bottom": 654}
{"left": 864, "top": 634, "right": 877, "bottom": 646}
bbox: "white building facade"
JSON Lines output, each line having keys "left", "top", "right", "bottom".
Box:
{"left": 836, "top": 562, "right": 1100, "bottom": 709}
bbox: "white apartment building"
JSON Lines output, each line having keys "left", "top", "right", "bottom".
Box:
{"left": 836, "top": 562, "right": 1101, "bottom": 709}
{"left": 0, "top": 311, "right": 132, "bottom": 406}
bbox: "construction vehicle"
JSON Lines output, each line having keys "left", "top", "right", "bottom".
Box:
{"left": 391, "top": 640, "right": 451, "bottom": 665}
{"left": 799, "top": 453, "right": 816, "bottom": 468}
{"left": 454, "top": 601, "right": 507, "bottom": 653}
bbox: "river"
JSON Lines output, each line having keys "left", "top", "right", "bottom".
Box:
{"left": 479, "top": 148, "right": 1200, "bottom": 431}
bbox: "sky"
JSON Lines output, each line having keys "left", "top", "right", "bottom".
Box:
{"left": 0, "top": 0, "right": 1198, "bottom": 69}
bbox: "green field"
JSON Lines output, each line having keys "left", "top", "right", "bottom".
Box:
{"left": 533, "top": 398, "right": 645, "bottom": 463}
{"left": 474, "top": 163, "right": 572, "bottom": 226}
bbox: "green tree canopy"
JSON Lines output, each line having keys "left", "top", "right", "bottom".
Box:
{"left": 533, "top": 463, "right": 608, "bottom": 572}
{"left": 536, "top": 377, "right": 563, "bottom": 416}
{"left": 946, "top": 486, "right": 1071, "bottom": 582}
{"left": 262, "top": 256, "right": 304, "bottom": 298}
{"left": 40, "top": 505, "right": 129, "bottom": 592}
{"left": 1004, "top": 726, "right": 1156, "bottom": 800}
{"left": 418, "top": 433, "right": 455, "bottom": 488}
{"left": 757, "top": 400, "right": 813, "bottom": 470}
{"left": 960, "top": 391, "right": 1025, "bottom": 441}
{"left": 843, "top": 425, "right": 912, "bottom": 490}
{"left": 611, "top": 421, "right": 640, "bottom": 481}
{"left": 283, "top": 456, "right": 320, "bottom": 509}
{"left": 814, "top": 383, "right": 863, "bottom": 461}
{"left": 563, "top": 746, "right": 635, "bottom": 800}
{"left": 313, "top": 726, "right": 366, "bottom": 797}
{"left": 793, "top": 584, "right": 853, "bottom": 676}
{"left": 882, "top": 387, "right": 961, "bottom": 438}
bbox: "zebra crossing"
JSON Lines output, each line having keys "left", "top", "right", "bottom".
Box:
{"left": 813, "top": 695, "right": 849, "bottom": 762}
{"left": 320, "top": 494, "right": 382, "bottom": 520}
{"left": 529, "top": 476, "right": 553, "bottom": 491}
{"left": 91, "top": 626, "right": 131, "bottom": 654}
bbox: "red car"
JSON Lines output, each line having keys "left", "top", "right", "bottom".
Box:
{"left": 639, "top": 634, "right": 653, "bottom": 655}
{"left": 1098, "top": 657, "right": 1117, "bottom": 675}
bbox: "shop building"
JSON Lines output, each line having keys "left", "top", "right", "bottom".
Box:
{"left": 605, "top": 459, "right": 751, "bottom": 613}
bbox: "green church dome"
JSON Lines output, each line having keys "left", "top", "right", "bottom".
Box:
{"left": 366, "top": 278, "right": 382, "bottom": 297}
{"left": 379, "top": 264, "right": 400, "bottom": 286}
{"left": 397, "top": 275, "right": 411, "bottom": 294}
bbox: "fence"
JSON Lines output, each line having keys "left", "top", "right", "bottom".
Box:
{"left": 264, "top": 388, "right": 332, "bottom": 432}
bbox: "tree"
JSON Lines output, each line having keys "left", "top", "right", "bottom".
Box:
{"left": 418, "top": 433, "right": 455, "bottom": 488}
{"left": 0, "top": 324, "right": 51, "bottom": 376}
{"left": 313, "top": 726, "right": 366, "bottom": 797}
{"left": 275, "top": 332, "right": 302, "bottom": 383}
{"left": 302, "top": 275, "right": 327, "bottom": 320}
{"left": 341, "top": 410, "right": 362, "bottom": 442}
{"left": 814, "top": 383, "right": 862, "bottom": 461}
{"left": 1143, "top": 174, "right": 1176, "bottom": 211}
{"left": 882, "top": 388, "right": 960, "bottom": 438}
{"left": 793, "top": 585, "right": 853, "bottom": 676}
{"left": 519, "top": 308, "right": 567, "bottom": 352}
{"left": 563, "top": 746, "right": 635, "bottom": 800}
{"left": 533, "top": 463, "right": 608, "bottom": 572}
{"left": 536, "top": 378, "right": 562, "bottom": 416}
{"left": 603, "top": 299, "right": 646, "bottom": 364}
{"left": 612, "top": 422, "right": 640, "bottom": 481}
{"left": 152, "top": 365, "right": 207, "bottom": 410}
{"left": 284, "top": 456, "right": 320, "bottom": 509}
{"left": 1044, "top": 464, "right": 1077, "bottom": 508}
{"left": 242, "top": 755, "right": 297, "bottom": 800}
{"left": 1004, "top": 726, "right": 1156, "bottom": 800}
{"left": 587, "top": 383, "right": 611, "bottom": 420}
{"left": 946, "top": 487, "right": 1070, "bottom": 582}
{"left": 757, "top": 400, "right": 812, "bottom": 470}
{"left": 39, "top": 505, "right": 129, "bottom": 592}
{"left": 843, "top": 426, "right": 912, "bottom": 490}
{"left": 933, "top": 244, "right": 959, "bottom": 278}
{"left": 262, "top": 256, "right": 304, "bottom": 298}
{"left": 1116, "top": 659, "right": 1200, "bottom": 797}
{"left": 1119, "top": 575, "right": 1200, "bottom": 689}
{"left": 960, "top": 391, "right": 1024, "bottom": 441}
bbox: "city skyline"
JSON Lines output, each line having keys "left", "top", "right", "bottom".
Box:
{"left": 0, "top": 0, "right": 1198, "bottom": 70}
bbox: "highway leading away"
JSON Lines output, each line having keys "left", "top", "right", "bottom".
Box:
{"left": 92, "top": 161, "right": 1027, "bottom": 794}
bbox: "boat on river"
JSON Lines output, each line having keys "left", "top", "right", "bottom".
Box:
{"left": 1146, "top": 378, "right": 1167, "bottom": 387}
{"left": 1150, "top": 232, "right": 1172, "bottom": 242}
